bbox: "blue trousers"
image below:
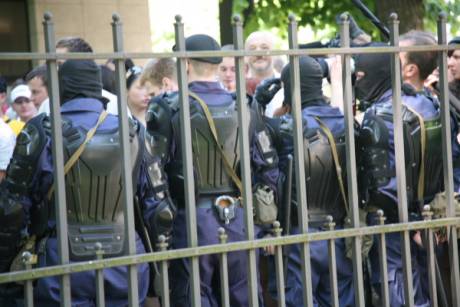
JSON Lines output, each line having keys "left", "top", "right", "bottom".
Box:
{"left": 169, "top": 207, "right": 263, "bottom": 307}
{"left": 34, "top": 235, "right": 149, "bottom": 307}
{"left": 368, "top": 232, "right": 430, "bottom": 307}
{"left": 268, "top": 227, "right": 355, "bottom": 307}
{"left": 367, "top": 212, "right": 430, "bottom": 307}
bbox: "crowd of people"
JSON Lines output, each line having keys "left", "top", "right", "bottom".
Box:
{"left": 1, "top": 13, "right": 460, "bottom": 307}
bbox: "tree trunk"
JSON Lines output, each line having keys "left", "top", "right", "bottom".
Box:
{"left": 219, "top": 0, "right": 234, "bottom": 46}
{"left": 375, "top": 0, "right": 424, "bottom": 36}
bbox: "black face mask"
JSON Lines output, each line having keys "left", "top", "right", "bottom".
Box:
{"left": 281, "top": 56, "right": 324, "bottom": 107}
{"left": 59, "top": 59, "right": 106, "bottom": 105}
{"left": 354, "top": 44, "right": 392, "bottom": 105}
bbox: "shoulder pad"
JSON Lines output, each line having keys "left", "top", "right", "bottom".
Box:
{"left": 161, "top": 92, "right": 180, "bottom": 112}
{"left": 61, "top": 117, "right": 83, "bottom": 146}
{"left": 5, "top": 114, "right": 50, "bottom": 194}
{"left": 359, "top": 113, "right": 389, "bottom": 148}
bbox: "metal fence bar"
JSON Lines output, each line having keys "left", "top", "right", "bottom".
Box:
{"left": 232, "top": 15, "right": 259, "bottom": 307}
{"left": 437, "top": 12, "right": 460, "bottom": 306}
{"left": 422, "top": 206, "right": 437, "bottom": 307}
{"left": 377, "top": 210, "right": 390, "bottom": 307}
{"left": 326, "top": 217, "right": 339, "bottom": 307}
{"left": 218, "top": 228, "right": 230, "bottom": 307}
{"left": 339, "top": 13, "right": 365, "bottom": 307}
{"left": 111, "top": 14, "right": 139, "bottom": 307}
{"left": 42, "top": 12, "right": 72, "bottom": 307}
{"left": 389, "top": 13, "right": 414, "bottom": 307}
{"left": 272, "top": 222, "right": 286, "bottom": 307}
{"left": 157, "top": 236, "right": 170, "bottom": 307}
{"left": 95, "top": 245, "right": 105, "bottom": 307}
{"left": 22, "top": 252, "right": 34, "bottom": 307}
{"left": 2, "top": 45, "right": 459, "bottom": 61}
{"left": 287, "top": 14, "right": 314, "bottom": 307}
{"left": 173, "top": 15, "right": 201, "bottom": 307}
{"left": 1, "top": 217, "right": 459, "bottom": 285}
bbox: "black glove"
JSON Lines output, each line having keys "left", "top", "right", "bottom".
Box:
{"left": 254, "top": 78, "right": 282, "bottom": 107}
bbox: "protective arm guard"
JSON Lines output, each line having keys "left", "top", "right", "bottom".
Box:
{"left": 144, "top": 94, "right": 177, "bottom": 243}
{"left": 5, "top": 113, "right": 50, "bottom": 195}
{"left": 145, "top": 94, "right": 176, "bottom": 165}
{"left": 0, "top": 114, "right": 51, "bottom": 267}
{"left": 358, "top": 112, "right": 394, "bottom": 207}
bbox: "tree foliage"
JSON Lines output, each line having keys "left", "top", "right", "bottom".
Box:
{"left": 231, "top": 0, "right": 460, "bottom": 41}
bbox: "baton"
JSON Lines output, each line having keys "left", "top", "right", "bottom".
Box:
{"left": 351, "top": 0, "right": 390, "bottom": 40}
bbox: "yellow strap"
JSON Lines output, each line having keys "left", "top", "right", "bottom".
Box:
{"left": 189, "top": 91, "right": 243, "bottom": 195}
{"left": 47, "top": 110, "right": 108, "bottom": 200}
{"left": 404, "top": 104, "right": 426, "bottom": 203}
{"left": 314, "top": 116, "right": 350, "bottom": 215}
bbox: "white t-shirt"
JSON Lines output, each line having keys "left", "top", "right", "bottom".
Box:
{"left": 264, "top": 88, "right": 285, "bottom": 118}
{"left": 0, "top": 120, "right": 16, "bottom": 170}
{"left": 38, "top": 98, "right": 50, "bottom": 115}
{"left": 103, "top": 89, "right": 119, "bottom": 115}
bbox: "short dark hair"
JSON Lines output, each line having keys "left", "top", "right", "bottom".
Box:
{"left": 56, "top": 37, "right": 93, "bottom": 53}
{"left": 106, "top": 58, "right": 135, "bottom": 72}
{"left": 0, "top": 76, "right": 6, "bottom": 93}
{"left": 400, "top": 30, "right": 438, "bottom": 80}
{"left": 140, "top": 58, "right": 176, "bottom": 86}
{"left": 25, "top": 65, "right": 47, "bottom": 87}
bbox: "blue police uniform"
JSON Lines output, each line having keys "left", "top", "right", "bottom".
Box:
{"left": 277, "top": 104, "right": 355, "bottom": 307}
{"left": 363, "top": 89, "right": 439, "bottom": 307}
{"left": 28, "top": 98, "right": 154, "bottom": 306}
{"left": 0, "top": 60, "right": 164, "bottom": 306}
{"left": 157, "top": 81, "right": 279, "bottom": 307}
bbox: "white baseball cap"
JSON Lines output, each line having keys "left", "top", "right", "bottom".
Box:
{"left": 10, "top": 84, "right": 31, "bottom": 103}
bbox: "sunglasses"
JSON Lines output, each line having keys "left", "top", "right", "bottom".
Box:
{"left": 14, "top": 97, "right": 32, "bottom": 104}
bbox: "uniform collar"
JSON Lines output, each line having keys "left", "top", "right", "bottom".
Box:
{"left": 376, "top": 89, "right": 393, "bottom": 103}
{"left": 302, "top": 105, "right": 343, "bottom": 118}
{"left": 189, "top": 81, "right": 227, "bottom": 94}
{"left": 60, "top": 97, "right": 105, "bottom": 113}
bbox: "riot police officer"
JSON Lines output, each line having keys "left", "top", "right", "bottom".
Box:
{"left": 145, "top": 34, "right": 280, "bottom": 307}
{"left": 260, "top": 56, "right": 355, "bottom": 307}
{"left": 356, "top": 47, "right": 442, "bottom": 306}
{"left": 0, "top": 59, "right": 166, "bottom": 305}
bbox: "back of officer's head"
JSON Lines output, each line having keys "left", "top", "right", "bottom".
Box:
{"left": 354, "top": 43, "right": 392, "bottom": 104}
{"left": 280, "top": 55, "right": 323, "bottom": 107}
{"left": 59, "top": 59, "right": 104, "bottom": 105}
{"left": 174, "top": 34, "right": 222, "bottom": 79}
{"left": 400, "top": 31, "right": 437, "bottom": 81}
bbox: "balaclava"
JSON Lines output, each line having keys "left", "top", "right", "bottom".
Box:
{"left": 281, "top": 55, "right": 324, "bottom": 107}
{"left": 59, "top": 59, "right": 106, "bottom": 105}
{"left": 354, "top": 42, "right": 392, "bottom": 105}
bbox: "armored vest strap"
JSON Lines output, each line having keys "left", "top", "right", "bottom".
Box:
{"left": 189, "top": 91, "right": 243, "bottom": 195}
{"left": 313, "top": 116, "right": 349, "bottom": 215}
{"left": 47, "top": 110, "right": 108, "bottom": 200}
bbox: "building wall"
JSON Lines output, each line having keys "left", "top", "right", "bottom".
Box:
{"left": 28, "top": 0, "right": 152, "bottom": 64}
{"left": 148, "top": 0, "right": 219, "bottom": 51}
